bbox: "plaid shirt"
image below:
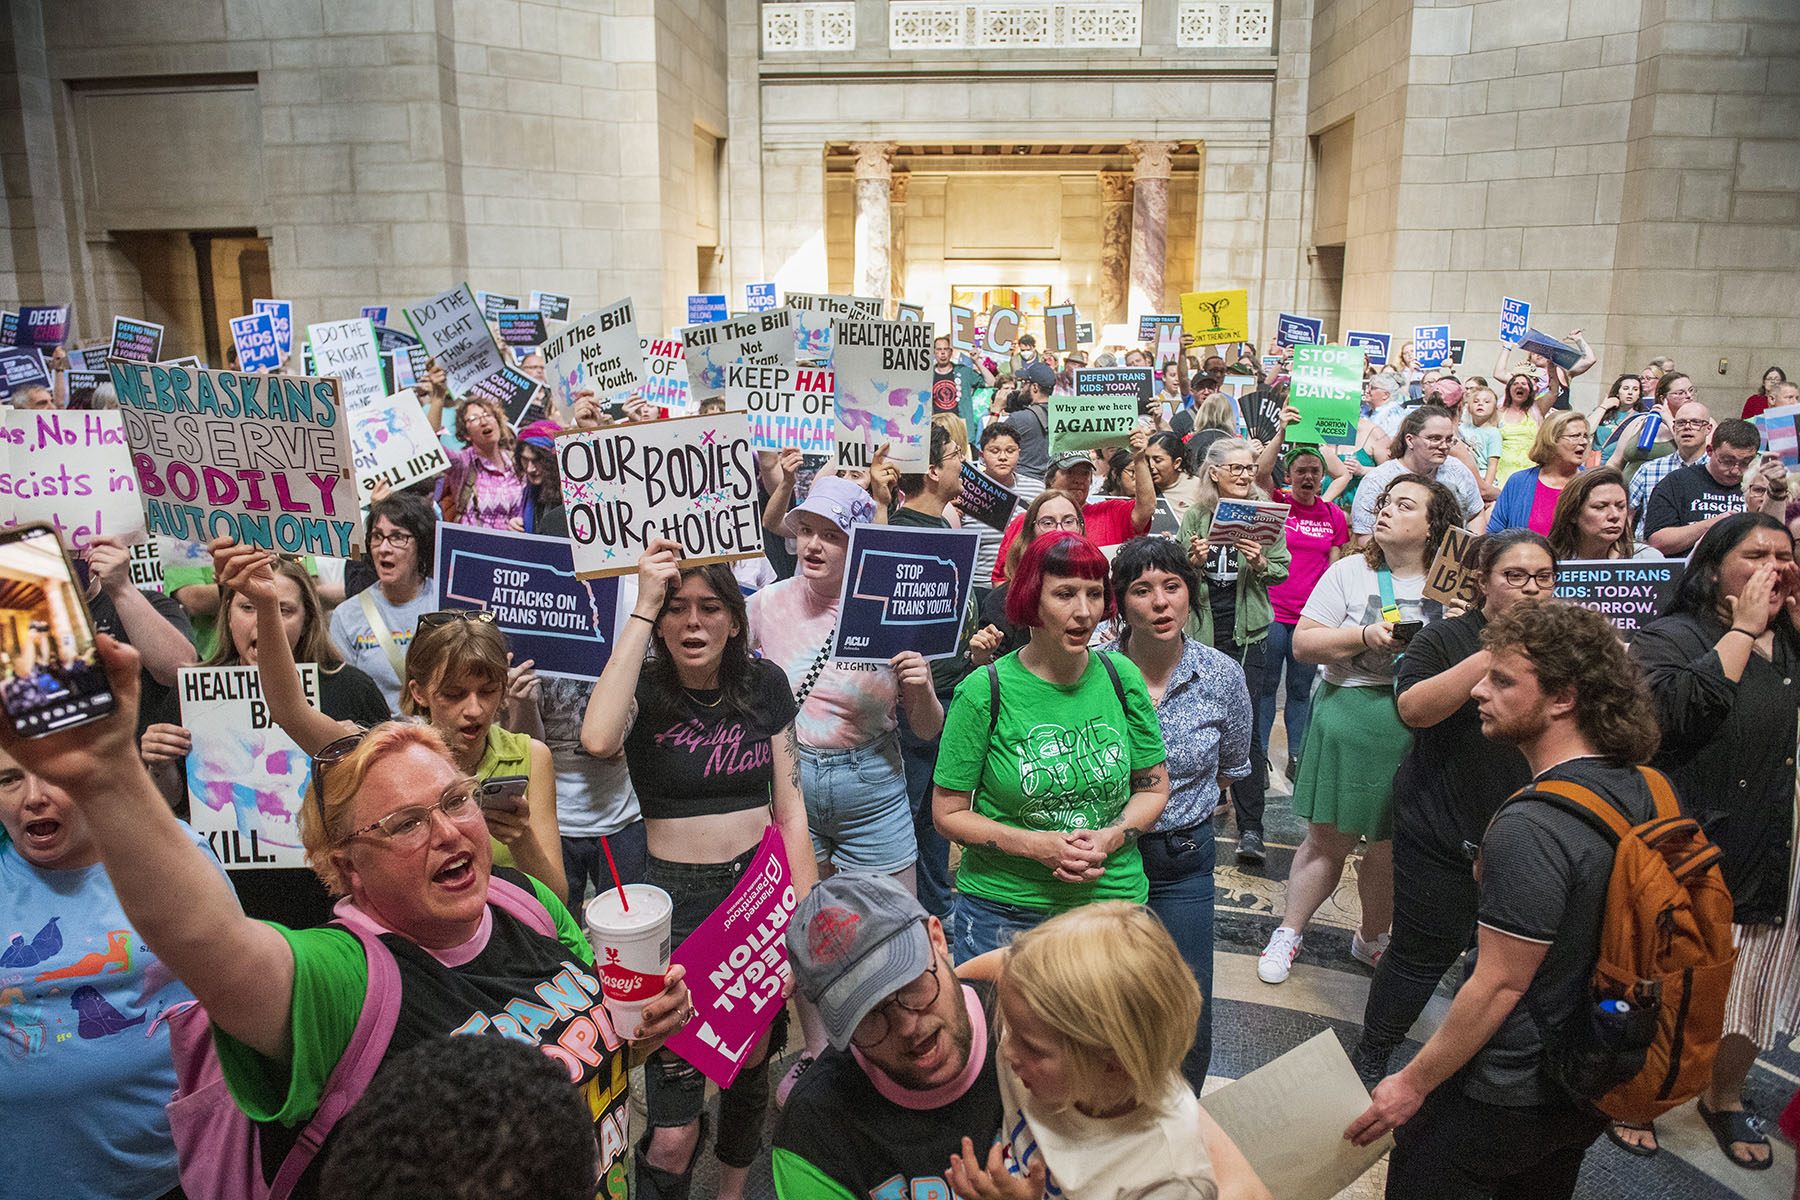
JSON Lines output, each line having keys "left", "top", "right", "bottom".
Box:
{"left": 1630, "top": 449, "right": 1707, "bottom": 537}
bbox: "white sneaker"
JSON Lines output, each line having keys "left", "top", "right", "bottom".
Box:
{"left": 1351, "top": 930, "right": 1390, "bottom": 968}
{"left": 1258, "top": 927, "right": 1304, "bottom": 984}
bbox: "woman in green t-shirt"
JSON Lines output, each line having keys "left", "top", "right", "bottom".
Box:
{"left": 932, "top": 531, "right": 1169, "bottom": 962}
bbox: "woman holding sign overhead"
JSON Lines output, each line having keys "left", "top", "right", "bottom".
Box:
{"left": 582, "top": 538, "right": 815, "bottom": 1200}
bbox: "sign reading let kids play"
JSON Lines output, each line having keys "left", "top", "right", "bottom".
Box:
{"left": 108, "top": 362, "right": 361, "bottom": 556}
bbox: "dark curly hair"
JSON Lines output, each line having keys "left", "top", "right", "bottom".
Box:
{"left": 1481, "top": 598, "right": 1660, "bottom": 766}
{"left": 1363, "top": 472, "right": 1460, "bottom": 570}
{"left": 1108, "top": 536, "right": 1201, "bottom": 652}
{"left": 637, "top": 563, "right": 758, "bottom": 727}
{"left": 1661, "top": 511, "right": 1796, "bottom": 631}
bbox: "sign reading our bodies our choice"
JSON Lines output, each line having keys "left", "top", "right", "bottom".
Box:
{"left": 436, "top": 525, "right": 621, "bottom": 681}
{"left": 726, "top": 362, "right": 834, "bottom": 456}
{"left": 108, "top": 362, "right": 361, "bottom": 556}
{"left": 831, "top": 524, "right": 981, "bottom": 663}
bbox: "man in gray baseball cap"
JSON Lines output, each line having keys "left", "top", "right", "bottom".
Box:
{"left": 770, "top": 872, "right": 1002, "bottom": 1200}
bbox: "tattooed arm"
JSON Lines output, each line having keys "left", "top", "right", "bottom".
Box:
{"left": 771, "top": 721, "right": 818, "bottom": 894}
{"left": 1078, "top": 763, "right": 1170, "bottom": 862}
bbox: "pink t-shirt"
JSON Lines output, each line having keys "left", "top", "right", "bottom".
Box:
{"left": 747, "top": 575, "right": 899, "bottom": 749}
{"left": 1528, "top": 477, "right": 1563, "bottom": 534}
{"left": 1268, "top": 488, "right": 1350, "bottom": 624}
{"left": 990, "top": 498, "right": 1140, "bottom": 584}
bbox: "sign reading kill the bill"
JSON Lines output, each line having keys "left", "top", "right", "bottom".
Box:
{"left": 831, "top": 316, "right": 932, "bottom": 470}
{"left": 403, "top": 283, "right": 510, "bottom": 395}
{"left": 181, "top": 664, "right": 320, "bottom": 869}
{"left": 557, "top": 411, "right": 762, "bottom": 579}
{"left": 727, "top": 363, "right": 834, "bottom": 456}
{"left": 682, "top": 309, "right": 796, "bottom": 403}
{"left": 108, "top": 362, "right": 361, "bottom": 556}
{"left": 541, "top": 299, "right": 643, "bottom": 419}
{"left": 348, "top": 389, "right": 450, "bottom": 498}
{"left": 788, "top": 293, "right": 883, "bottom": 364}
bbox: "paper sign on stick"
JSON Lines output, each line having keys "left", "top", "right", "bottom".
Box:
{"left": 0, "top": 410, "right": 146, "bottom": 548}
{"left": 532, "top": 291, "right": 572, "bottom": 322}
{"left": 347, "top": 389, "right": 450, "bottom": 498}
{"left": 557, "top": 412, "right": 763, "bottom": 579}
{"left": 727, "top": 363, "right": 834, "bottom": 456}
{"left": 497, "top": 309, "right": 549, "bottom": 347}
{"left": 542, "top": 299, "right": 643, "bottom": 419}
{"left": 831, "top": 525, "right": 982, "bottom": 663}
{"left": 403, "top": 284, "right": 509, "bottom": 396}
{"left": 1423, "top": 526, "right": 1480, "bottom": 608}
{"left": 436, "top": 525, "right": 620, "bottom": 680}
{"left": 307, "top": 319, "right": 386, "bottom": 414}
{"left": 1180, "top": 289, "right": 1250, "bottom": 345}
{"left": 1413, "top": 324, "right": 1451, "bottom": 369}
{"left": 1277, "top": 313, "right": 1323, "bottom": 347}
{"left": 831, "top": 317, "right": 932, "bottom": 470}
{"left": 787, "top": 293, "right": 883, "bottom": 364}
{"left": 252, "top": 300, "right": 293, "bottom": 358}
{"left": 683, "top": 309, "right": 797, "bottom": 402}
{"left": 108, "top": 317, "right": 164, "bottom": 364}
{"left": 181, "top": 664, "right": 320, "bottom": 870}
{"left": 1289, "top": 345, "right": 1364, "bottom": 444}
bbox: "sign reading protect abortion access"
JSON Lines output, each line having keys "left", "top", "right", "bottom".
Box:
{"left": 831, "top": 524, "right": 981, "bottom": 663}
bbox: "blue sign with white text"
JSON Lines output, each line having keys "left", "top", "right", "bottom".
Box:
{"left": 435, "top": 525, "right": 620, "bottom": 681}
{"left": 1500, "top": 297, "right": 1530, "bottom": 345}
{"left": 253, "top": 299, "right": 293, "bottom": 358}
{"left": 229, "top": 313, "right": 282, "bottom": 373}
{"left": 687, "top": 294, "right": 729, "bottom": 324}
{"left": 831, "top": 525, "right": 981, "bottom": 664}
{"left": 1413, "top": 324, "right": 1451, "bottom": 369}
{"left": 0, "top": 346, "right": 48, "bottom": 395}
{"left": 1345, "top": 331, "right": 1390, "bottom": 365}
{"left": 1276, "top": 313, "right": 1323, "bottom": 347}
{"left": 746, "top": 283, "right": 777, "bottom": 313}
{"left": 361, "top": 306, "right": 389, "bottom": 326}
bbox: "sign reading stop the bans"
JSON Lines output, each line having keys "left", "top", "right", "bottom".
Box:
{"left": 1289, "top": 345, "right": 1363, "bottom": 444}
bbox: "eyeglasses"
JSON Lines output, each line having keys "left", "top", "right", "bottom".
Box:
{"left": 367, "top": 529, "right": 416, "bottom": 548}
{"left": 1416, "top": 435, "right": 1456, "bottom": 447}
{"left": 1558, "top": 433, "right": 1591, "bottom": 444}
{"left": 1034, "top": 514, "right": 1082, "bottom": 531}
{"left": 850, "top": 957, "right": 942, "bottom": 1049}
{"left": 1497, "top": 568, "right": 1558, "bottom": 588}
{"left": 417, "top": 609, "right": 497, "bottom": 631}
{"left": 1215, "top": 463, "right": 1256, "bottom": 476}
{"left": 1672, "top": 419, "right": 1711, "bottom": 431}
{"left": 340, "top": 778, "right": 487, "bottom": 849}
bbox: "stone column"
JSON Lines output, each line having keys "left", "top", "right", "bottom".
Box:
{"left": 889, "top": 170, "right": 910, "bottom": 304}
{"left": 1127, "top": 140, "right": 1177, "bottom": 318}
{"left": 851, "top": 141, "right": 897, "bottom": 302}
{"left": 1099, "top": 170, "right": 1133, "bottom": 326}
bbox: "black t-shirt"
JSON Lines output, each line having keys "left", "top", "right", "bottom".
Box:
{"left": 87, "top": 587, "right": 197, "bottom": 735}
{"left": 1205, "top": 542, "right": 1239, "bottom": 645}
{"left": 774, "top": 977, "right": 1002, "bottom": 1197}
{"left": 931, "top": 366, "right": 960, "bottom": 415}
{"left": 1466, "top": 757, "right": 1658, "bottom": 1106}
{"left": 1392, "top": 611, "right": 1531, "bottom": 858}
{"left": 1642, "top": 462, "right": 1744, "bottom": 539}
{"left": 623, "top": 657, "right": 798, "bottom": 820}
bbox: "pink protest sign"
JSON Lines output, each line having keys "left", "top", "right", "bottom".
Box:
{"left": 664, "top": 825, "right": 799, "bottom": 1088}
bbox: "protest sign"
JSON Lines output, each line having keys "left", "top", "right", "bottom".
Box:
{"left": 164, "top": 356, "right": 204, "bottom": 371}
{"left": 1179, "top": 289, "right": 1251, "bottom": 345}
{"left": 65, "top": 368, "right": 109, "bottom": 400}
{"left": 1422, "top": 526, "right": 1480, "bottom": 608}
{"left": 1076, "top": 320, "right": 1095, "bottom": 345}
{"left": 389, "top": 344, "right": 431, "bottom": 391}
{"left": 68, "top": 344, "right": 110, "bottom": 371}
{"left": 127, "top": 539, "right": 163, "bottom": 589}
{"left": 985, "top": 308, "right": 1020, "bottom": 355}
{"left": 1756, "top": 403, "right": 1800, "bottom": 469}
{"left": 497, "top": 309, "right": 548, "bottom": 347}
{"left": 1289, "top": 344, "right": 1364, "bottom": 444}
{"left": 1450, "top": 338, "right": 1467, "bottom": 365}
{"left": 662, "top": 825, "right": 799, "bottom": 1088}
{"left": 109, "top": 362, "right": 360, "bottom": 556}
{"left": 539, "top": 298, "right": 643, "bottom": 419}
{"left": 957, "top": 462, "right": 1020, "bottom": 532}
{"left": 1276, "top": 313, "right": 1323, "bottom": 346}
{"left": 558, "top": 411, "right": 762, "bottom": 579}
{"left": 1072, "top": 366, "right": 1154, "bottom": 406}
{"left": 347, "top": 388, "right": 450, "bottom": 498}
{"left": 373, "top": 325, "right": 422, "bottom": 353}
{"left": 1413, "top": 324, "right": 1451, "bottom": 369}
{"left": 1210, "top": 499, "right": 1291, "bottom": 547}
{"left": 532, "top": 291, "right": 572, "bottom": 321}
{"left": 787, "top": 293, "right": 883, "bottom": 364}
{"left": 687, "top": 294, "right": 729, "bottom": 324}
{"left": 831, "top": 524, "right": 981, "bottom": 663}
{"left": 18, "top": 305, "right": 68, "bottom": 349}
{"left": 1555, "top": 558, "right": 1680, "bottom": 641}
{"left": 640, "top": 335, "right": 692, "bottom": 413}
{"left": 1499, "top": 297, "right": 1530, "bottom": 345}
{"left": 0, "top": 311, "right": 15, "bottom": 346}
{"left": 466, "top": 364, "right": 543, "bottom": 429}
{"left": 0, "top": 348, "right": 49, "bottom": 397}
{"left": 181, "top": 664, "right": 319, "bottom": 869}
{"left": 894, "top": 302, "right": 925, "bottom": 323}
{"left": 1044, "top": 303, "right": 1078, "bottom": 353}
{"left": 745, "top": 283, "right": 777, "bottom": 313}
{"left": 831, "top": 316, "right": 932, "bottom": 470}
{"left": 683, "top": 309, "right": 797, "bottom": 402}
{"left": 252, "top": 299, "right": 293, "bottom": 358}
{"left": 727, "top": 363, "right": 834, "bottom": 455}
{"left": 230, "top": 313, "right": 281, "bottom": 374}
{"left": 108, "top": 316, "right": 163, "bottom": 364}
{"left": 1518, "top": 327, "right": 1582, "bottom": 370}
{"left": 403, "top": 284, "right": 509, "bottom": 396}
{"left": 0, "top": 409, "right": 146, "bottom": 548}
{"left": 1155, "top": 323, "right": 1183, "bottom": 369}
{"left": 1137, "top": 314, "right": 1180, "bottom": 343}
{"left": 477, "top": 291, "right": 521, "bottom": 321}
{"left": 1050, "top": 387, "right": 1138, "bottom": 454}
{"left": 360, "top": 306, "right": 388, "bottom": 325}
{"left": 307, "top": 319, "right": 386, "bottom": 414}
{"left": 948, "top": 304, "right": 978, "bottom": 353}
{"left": 436, "top": 524, "right": 621, "bottom": 680}
{"left": 1345, "top": 330, "right": 1390, "bottom": 365}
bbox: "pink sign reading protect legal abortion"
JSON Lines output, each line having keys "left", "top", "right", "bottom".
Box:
{"left": 664, "top": 825, "right": 799, "bottom": 1088}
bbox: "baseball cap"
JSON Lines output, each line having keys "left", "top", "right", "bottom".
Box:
{"left": 1049, "top": 449, "right": 1094, "bottom": 472}
{"left": 787, "top": 873, "right": 932, "bottom": 1051}
{"left": 783, "top": 475, "right": 875, "bottom": 539}
{"left": 1017, "top": 361, "right": 1057, "bottom": 394}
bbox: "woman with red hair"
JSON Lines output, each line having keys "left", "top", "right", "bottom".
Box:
{"left": 932, "top": 532, "right": 1169, "bottom": 961}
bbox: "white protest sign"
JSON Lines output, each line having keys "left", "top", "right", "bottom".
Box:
{"left": 557, "top": 412, "right": 762, "bottom": 579}
{"left": 181, "top": 664, "right": 320, "bottom": 870}
{"left": 402, "top": 284, "right": 509, "bottom": 395}
{"left": 306, "top": 319, "right": 386, "bottom": 413}
{"left": 0, "top": 409, "right": 147, "bottom": 548}
{"left": 726, "top": 363, "right": 834, "bottom": 456}
{"left": 541, "top": 298, "right": 642, "bottom": 420}
{"left": 347, "top": 389, "right": 451, "bottom": 499}
{"left": 640, "top": 335, "right": 693, "bottom": 414}
{"left": 787, "top": 293, "right": 882, "bottom": 364}
{"left": 127, "top": 539, "right": 164, "bottom": 589}
{"left": 831, "top": 316, "right": 932, "bottom": 471}
{"left": 682, "top": 309, "right": 797, "bottom": 403}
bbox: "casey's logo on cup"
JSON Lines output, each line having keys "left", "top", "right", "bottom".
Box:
{"left": 600, "top": 947, "right": 665, "bottom": 1001}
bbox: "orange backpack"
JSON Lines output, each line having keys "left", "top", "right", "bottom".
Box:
{"left": 1500, "top": 766, "right": 1737, "bottom": 1123}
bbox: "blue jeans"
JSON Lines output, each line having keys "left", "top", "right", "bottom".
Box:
{"left": 798, "top": 734, "right": 916, "bottom": 874}
{"left": 561, "top": 819, "right": 647, "bottom": 914}
{"left": 1256, "top": 620, "right": 1317, "bottom": 770}
{"left": 1142, "top": 827, "right": 1217, "bottom": 1091}
{"left": 951, "top": 892, "right": 1050, "bottom": 962}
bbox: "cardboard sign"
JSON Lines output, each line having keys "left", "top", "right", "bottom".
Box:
{"left": 1050, "top": 389, "right": 1138, "bottom": 454}
{"left": 1137, "top": 314, "right": 1180, "bottom": 343}
{"left": 727, "top": 363, "right": 834, "bottom": 455}
{"left": 108, "top": 317, "right": 164, "bottom": 364}
{"left": 686, "top": 294, "right": 729, "bottom": 325}
{"left": 1422, "top": 526, "right": 1480, "bottom": 608}
{"left": 1346, "top": 331, "right": 1390, "bottom": 365}
{"left": 894, "top": 302, "right": 925, "bottom": 324}
{"left": 662, "top": 826, "right": 799, "bottom": 1089}
{"left": 831, "top": 524, "right": 982, "bottom": 663}
{"left": 985, "top": 308, "right": 1020, "bottom": 355}
{"left": 0, "top": 347, "right": 49, "bottom": 396}
{"left": 1517, "top": 328, "right": 1582, "bottom": 371}
{"left": 1277, "top": 313, "right": 1323, "bottom": 347}
{"left": 497, "top": 309, "right": 549, "bottom": 347}
{"left": 787, "top": 293, "right": 883, "bottom": 364}
{"left": 540, "top": 299, "right": 644, "bottom": 419}
{"left": 957, "top": 462, "right": 1020, "bottom": 532}
{"left": 403, "top": 284, "right": 509, "bottom": 396}
{"left": 683, "top": 309, "right": 797, "bottom": 402}
{"left": 252, "top": 299, "right": 293, "bottom": 359}
{"left": 640, "top": 336, "right": 692, "bottom": 414}
{"left": 1210, "top": 499, "right": 1290, "bottom": 547}
{"left": 1413, "top": 324, "right": 1451, "bottom": 369}
{"left": 1289, "top": 345, "right": 1364, "bottom": 444}
{"left": 1044, "top": 303, "right": 1078, "bottom": 353}
{"left": 1500, "top": 298, "right": 1530, "bottom": 346}
{"left": 180, "top": 664, "right": 319, "bottom": 870}
{"left": 0, "top": 409, "right": 146, "bottom": 548}
{"left": 127, "top": 539, "right": 163, "bottom": 589}
{"left": 436, "top": 524, "right": 620, "bottom": 680}
{"left": 1555, "top": 558, "right": 1680, "bottom": 641}
{"left": 1072, "top": 366, "right": 1154, "bottom": 406}
{"left": 18, "top": 305, "right": 69, "bottom": 349}
{"left": 229, "top": 313, "right": 281, "bottom": 374}
{"left": 360, "top": 305, "right": 388, "bottom": 325}
{"left": 307, "top": 319, "right": 386, "bottom": 416}
{"left": 745, "top": 283, "right": 777, "bottom": 313}
{"left": 558, "top": 411, "right": 762, "bottom": 579}
{"left": 948, "top": 304, "right": 978, "bottom": 353}
{"left": 109, "top": 363, "right": 360, "bottom": 556}
{"left": 348, "top": 389, "right": 450, "bottom": 498}
{"left": 831, "top": 317, "right": 932, "bottom": 470}
{"left": 466, "top": 365, "right": 543, "bottom": 429}
{"left": 532, "top": 291, "right": 572, "bottom": 322}
{"left": 1180, "top": 289, "right": 1250, "bottom": 345}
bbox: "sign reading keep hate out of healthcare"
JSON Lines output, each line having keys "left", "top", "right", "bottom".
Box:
{"left": 727, "top": 362, "right": 834, "bottom": 456}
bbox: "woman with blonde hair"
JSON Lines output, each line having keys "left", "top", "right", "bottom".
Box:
{"left": 1485, "top": 409, "right": 1590, "bottom": 536}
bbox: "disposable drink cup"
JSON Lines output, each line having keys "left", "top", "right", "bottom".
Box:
{"left": 585, "top": 884, "right": 673, "bottom": 1040}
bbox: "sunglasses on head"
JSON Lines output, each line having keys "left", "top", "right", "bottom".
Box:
{"left": 309, "top": 729, "right": 372, "bottom": 838}
{"left": 416, "top": 609, "right": 497, "bottom": 631}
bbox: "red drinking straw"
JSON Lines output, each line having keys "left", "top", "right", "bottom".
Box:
{"left": 601, "top": 834, "right": 628, "bottom": 911}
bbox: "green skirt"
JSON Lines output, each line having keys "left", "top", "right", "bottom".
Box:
{"left": 1291, "top": 681, "right": 1411, "bottom": 839}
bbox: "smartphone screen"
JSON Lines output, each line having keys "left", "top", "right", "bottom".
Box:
{"left": 0, "top": 524, "right": 115, "bottom": 737}
{"left": 479, "top": 774, "right": 530, "bottom": 814}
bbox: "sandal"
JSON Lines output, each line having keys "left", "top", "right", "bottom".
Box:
{"left": 1697, "top": 1097, "right": 1773, "bottom": 1171}
{"left": 1604, "top": 1119, "right": 1659, "bottom": 1158}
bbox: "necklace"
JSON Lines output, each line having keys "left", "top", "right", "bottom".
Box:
{"left": 684, "top": 687, "right": 724, "bottom": 708}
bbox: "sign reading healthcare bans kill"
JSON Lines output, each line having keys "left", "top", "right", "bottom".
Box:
{"left": 728, "top": 363, "right": 834, "bottom": 456}
{"left": 436, "top": 525, "right": 620, "bottom": 681}
{"left": 108, "top": 363, "right": 361, "bottom": 556}
{"left": 557, "top": 411, "right": 762, "bottom": 579}
{"left": 1051, "top": 371, "right": 1140, "bottom": 453}
{"left": 831, "top": 316, "right": 932, "bottom": 470}
{"left": 181, "top": 664, "right": 320, "bottom": 869}
{"left": 832, "top": 525, "right": 981, "bottom": 663}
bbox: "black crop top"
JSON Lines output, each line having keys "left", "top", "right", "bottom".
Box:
{"left": 623, "top": 657, "right": 798, "bottom": 820}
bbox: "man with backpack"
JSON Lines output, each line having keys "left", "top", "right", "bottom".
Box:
{"left": 1346, "top": 599, "right": 1732, "bottom": 1199}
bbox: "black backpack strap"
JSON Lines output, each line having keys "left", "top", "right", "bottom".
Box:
{"left": 987, "top": 662, "right": 1001, "bottom": 737}
{"left": 1095, "top": 650, "right": 1128, "bottom": 716}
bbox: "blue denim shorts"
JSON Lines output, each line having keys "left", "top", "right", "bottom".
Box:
{"left": 798, "top": 733, "right": 916, "bottom": 874}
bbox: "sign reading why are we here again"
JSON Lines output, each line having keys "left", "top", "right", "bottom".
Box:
{"left": 108, "top": 362, "right": 361, "bottom": 556}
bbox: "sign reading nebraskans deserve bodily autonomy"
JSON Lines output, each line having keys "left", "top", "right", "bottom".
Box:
{"left": 557, "top": 411, "right": 762, "bottom": 579}
{"left": 831, "top": 316, "right": 932, "bottom": 470}
{"left": 831, "top": 524, "right": 981, "bottom": 664}
{"left": 435, "top": 525, "right": 621, "bottom": 681}
{"left": 108, "top": 363, "right": 361, "bottom": 556}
